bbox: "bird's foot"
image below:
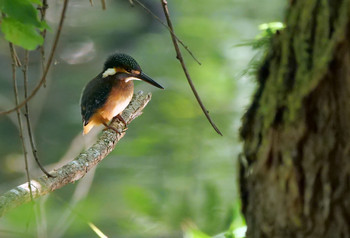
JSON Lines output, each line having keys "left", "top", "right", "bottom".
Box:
{"left": 103, "top": 123, "right": 123, "bottom": 135}
{"left": 115, "top": 114, "right": 128, "bottom": 128}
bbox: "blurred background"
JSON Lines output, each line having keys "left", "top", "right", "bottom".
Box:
{"left": 0, "top": 0, "right": 285, "bottom": 237}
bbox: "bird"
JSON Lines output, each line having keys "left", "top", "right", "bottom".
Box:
{"left": 80, "top": 53, "right": 164, "bottom": 135}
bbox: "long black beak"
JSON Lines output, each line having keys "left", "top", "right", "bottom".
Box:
{"left": 137, "top": 72, "right": 164, "bottom": 89}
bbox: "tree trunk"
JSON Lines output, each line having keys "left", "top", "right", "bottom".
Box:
{"left": 240, "top": 1, "right": 350, "bottom": 237}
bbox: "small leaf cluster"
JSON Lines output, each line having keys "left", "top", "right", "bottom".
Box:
{"left": 237, "top": 22, "right": 285, "bottom": 77}
{"left": 237, "top": 22, "right": 284, "bottom": 50}
{"left": 0, "top": 0, "right": 49, "bottom": 50}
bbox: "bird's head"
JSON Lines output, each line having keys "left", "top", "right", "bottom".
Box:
{"left": 102, "top": 53, "right": 164, "bottom": 89}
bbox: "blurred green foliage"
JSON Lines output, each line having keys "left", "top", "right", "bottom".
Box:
{"left": 0, "top": 0, "right": 285, "bottom": 237}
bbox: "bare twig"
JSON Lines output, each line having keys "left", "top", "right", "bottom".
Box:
{"left": 160, "top": 0, "right": 222, "bottom": 136}
{"left": 0, "top": 92, "right": 151, "bottom": 217}
{"left": 12, "top": 49, "right": 22, "bottom": 67}
{"left": 9, "top": 44, "right": 34, "bottom": 202}
{"left": 101, "top": 0, "right": 106, "bottom": 10}
{"left": 133, "top": 0, "right": 201, "bottom": 65}
{"left": 22, "top": 51, "right": 53, "bottom": 177}
{"left": 39, "top": 0, "right": 48, "bottom": 86}
{"left": 0, "top": 0, "right": 69, "bottom": 116}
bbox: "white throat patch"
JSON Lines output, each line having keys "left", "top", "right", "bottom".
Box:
{"left": 102, "top": 68, "right": 117, "bottom": 78}
{"left": 125, "top": 77, "right": 141, "bottom": 83}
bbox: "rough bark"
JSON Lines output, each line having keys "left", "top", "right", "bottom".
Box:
{"left": 240, "top": 1, "right": 350, "bottom": 237}
{"left": 0, "top": 91, "right": 151, "bottom": 218}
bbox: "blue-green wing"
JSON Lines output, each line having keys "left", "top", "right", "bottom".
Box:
{"left": 80, "top": 74, "right": 113, "bottom": 125}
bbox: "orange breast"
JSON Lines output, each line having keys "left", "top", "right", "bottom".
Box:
{"left": 99, "top": 82, "right": 134, "bottom": 121}
{"left": 83, "top": 80, "right": 134, "bottom": 134}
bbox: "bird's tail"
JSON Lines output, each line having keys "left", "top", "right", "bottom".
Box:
{"left": 83, "top": 122, "right": 95, "bottom": 135}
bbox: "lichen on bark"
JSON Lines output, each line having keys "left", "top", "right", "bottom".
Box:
{"left": 240, "top": 1, "right": 350, "bottom": 237}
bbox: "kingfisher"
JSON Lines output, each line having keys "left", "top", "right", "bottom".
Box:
{"left": 80, "top": 53, "right": 163, "bottom": 135}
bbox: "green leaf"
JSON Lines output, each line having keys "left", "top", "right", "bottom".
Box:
{"left": 184, "top": 228, "right": 211, "bottom": 238}
{"left": 1, "top": 17, "right": 44, "bottom": 50}
{"left": 40, "top": 20, "right": 51, "bottom": 31}
{"left": 28, "top": 0, "right": 43, "bottom": 6}
{"left": 0, "top": 0, "right": 42, "bottom": 28}
{"left": 258, "top": 22, "right": 284, "bottom": 32}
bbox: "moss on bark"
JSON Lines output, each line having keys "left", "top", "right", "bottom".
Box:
{"left": 240, "top": 1, "right": 350, "bottom": 237}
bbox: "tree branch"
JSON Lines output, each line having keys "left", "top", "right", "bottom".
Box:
{"left": 22, "top": 50, "right": 53, "bottom": 177}
{"left": 160, "top": 0, "right": 222, "bottom": 136}
{"left": 9, "top": 44, "right": 33, "bottom": 201}
{"left": 0, "top": 91, "right": 152, "bottom": 217}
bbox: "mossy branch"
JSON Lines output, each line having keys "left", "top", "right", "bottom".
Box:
{"left": 0, "top": 91, "right": 152, "bottom": 218}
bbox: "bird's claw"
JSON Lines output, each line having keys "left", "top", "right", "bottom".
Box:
{"left": 103, "top": 124, "right": 128, "bottom": 135}
{"left": 115, "top": 114, "right": 128, "bottom": 127}
{"left": 103, "top": 126, "right": 120, "bottom": 134}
